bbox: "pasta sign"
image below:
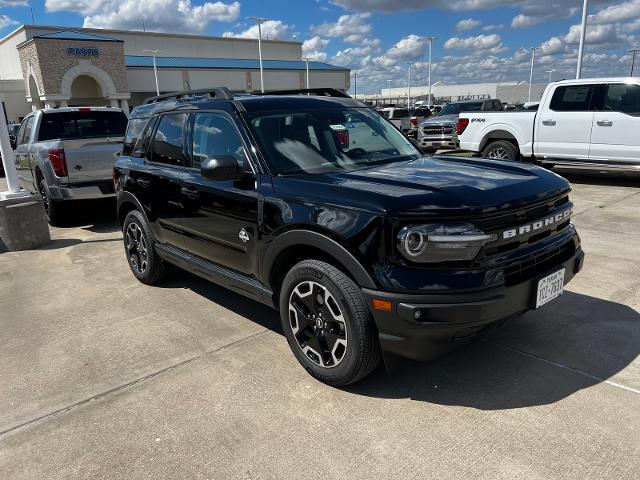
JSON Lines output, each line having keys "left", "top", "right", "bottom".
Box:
{"left": 67, "top": 47, "right": 100, "bottom": 57}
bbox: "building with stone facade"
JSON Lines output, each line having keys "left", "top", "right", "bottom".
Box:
{"left": 0, "top": 25, "right": 350, "bottom": 123}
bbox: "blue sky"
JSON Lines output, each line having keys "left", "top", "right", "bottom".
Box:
{"left": 1, "top": 1, "right": 639, "bottom": 92}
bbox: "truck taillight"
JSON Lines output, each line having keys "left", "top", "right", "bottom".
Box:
{"left": 335, "top": 129, "right": 349, "bottom": 148}
{"left": 48, "top": 149, "right": 68, "bottom": 177}
{"left": 456, "top": 118, "right": 470, "bottom": 136}
{"left": 411, "top": 117, "right": 418, "bottom": 126}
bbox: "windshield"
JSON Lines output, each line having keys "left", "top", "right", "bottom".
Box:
{"left": 438, "top": 102, "right": 483, "bottom": 116}
{"left": 247, "top": 108, "right": 420, "bottom": 175}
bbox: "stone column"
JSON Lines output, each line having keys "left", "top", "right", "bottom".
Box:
{"left": 31, "top": 103, "right": 38, "bottom": 112}
{"left": 44, "top": 101, "right": 56, "bottom": 109}
{"left": 59, "top": 100, "right": 68, "bottom": 108}
{"left": 110, "top": 99, "right": 119, "bottom": 108}
{"left": 120, "top": 99, "right": 129, "bottom": 115}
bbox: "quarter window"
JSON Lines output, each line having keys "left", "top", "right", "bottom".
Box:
{"left": 603, "top": 84, "right": 640, "bottom": 116}
{"left": 191, "top": 113, "right": 248, "bottom": 170}
{"left": 549, "top": 85, "right": 595, "bottom": 112}
{"left": 151, "top": 114, "right": 188, "bottom": 166}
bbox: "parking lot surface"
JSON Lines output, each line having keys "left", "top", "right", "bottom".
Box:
{"left": 1, "top": 171, "right": 639, "bottom": 479}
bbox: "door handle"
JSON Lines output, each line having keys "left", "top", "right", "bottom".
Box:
{"left": 597, "top": 120, "right": 613, "bottom": 127}
{"left": 180, "top": 186, "right": 200, "bottom": 199}
{"left": 136, "top": 178, "right": 152, "bottom": 188}
{"left": 542, "top": 120, "right": 556, "bottom": 126}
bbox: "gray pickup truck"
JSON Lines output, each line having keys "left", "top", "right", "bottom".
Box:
{"left": 13, "top": 107, "right": 128, "bottom": 224}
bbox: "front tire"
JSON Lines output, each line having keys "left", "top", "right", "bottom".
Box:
{"left": 482, "top": 140, "right": 519, "bottom": 161}
{"left": 279, "top": 260, "right": 381, "bottom": 386}
{"left": 123, "top": 210, "right": 166, "bottom": 285}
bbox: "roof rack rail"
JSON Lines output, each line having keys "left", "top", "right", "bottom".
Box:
{"left": 260, "top": 88, "right": 351, "bottom": 98}
{"left": 144, "top": 87, "right": 234, "bottom": 104}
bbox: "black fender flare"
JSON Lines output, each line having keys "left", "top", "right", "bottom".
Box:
{"left": 262, "top": 229, "right": 377, "bottom": 290}
{"left": 116, "top": 191, "right": 150, "bottom": 226}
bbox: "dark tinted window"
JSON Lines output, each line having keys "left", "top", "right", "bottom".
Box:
{"left": 151, "top": 114, "right": 187, "bottom": 166}
{"left": 191, "top": 113, "right": 248, "bottom": 170}
{"left": 123, "top": 118, "right": 149, "bottom": 156}
{"left": 38, "top": 111, "right": 127, "bottom": 141}
{"left": 549, "top": 85, "right": 594, "bottom": 111}
{"left": 16, "top": 117, "right": 33, "bottom": 145}
{"left": 603, "top": 84, "right": 640, "bottom": 116}
{"left": 391, "top": 109, "right": 409, "bottom": 118}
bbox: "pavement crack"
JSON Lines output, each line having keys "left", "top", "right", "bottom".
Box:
{"left": 482, "top": 338, "right": 640, "bottom": 395}
{"left": 0, "top": 329, "right": 269, "bottom": 439}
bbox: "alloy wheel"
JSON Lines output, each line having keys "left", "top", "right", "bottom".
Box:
{"left": 487, "top": 146, "right": 510, "bottom": 160}
{"left": 288, "top": 280, "right": 348, "bottom": 368}
{"left": 39, "top": 183, "right": 50, "bottom": 216}
{"left": 125, "top": 222, "right": 149, "bottom": 274}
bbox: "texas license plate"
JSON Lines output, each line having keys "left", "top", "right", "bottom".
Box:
{"left": 535, "top": 268, "right": 566, "bottom": 308}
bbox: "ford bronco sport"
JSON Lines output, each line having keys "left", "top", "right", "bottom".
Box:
{"left": 114, "top": 87, "right": 584, "bottom": 386}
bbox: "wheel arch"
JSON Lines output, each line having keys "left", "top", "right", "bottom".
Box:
{"left": 263, "top": 230, "right": 378, "bottom": 296}
{"left": 480, "top": 129, "right": 520, "bottom": 153}
{"left": 117, "top": 191, "right": 149, "bottom": 226}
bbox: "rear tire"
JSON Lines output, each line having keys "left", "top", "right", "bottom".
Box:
{"left": 39, "top": 178, "right": 64, "bottom": 226}
{"left": 279, "top": 260, "right": 381, "bottom": 386}
{"left": 482, "top": 140, "right": 519, "bottom": 161}
{"left": 123, "top": 210, "right": 166, "bottom": 285}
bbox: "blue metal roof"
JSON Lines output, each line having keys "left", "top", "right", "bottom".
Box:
{"left": 125, "top": 55, "right": 347, "bottom": 71}
{"left": 33, "top": 30, "right": 122, "bottom": 42}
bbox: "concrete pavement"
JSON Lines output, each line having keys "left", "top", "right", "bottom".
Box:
{"left": 0, "top": 172, "right": 638, "bottom": 479}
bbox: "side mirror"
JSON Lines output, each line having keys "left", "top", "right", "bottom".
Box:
{"left": 201, "top": 155, "right": 241, "bottom": 181}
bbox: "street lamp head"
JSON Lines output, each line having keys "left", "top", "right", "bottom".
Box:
{"left": 247, "top": 16, "right": 272, "bottom": 23}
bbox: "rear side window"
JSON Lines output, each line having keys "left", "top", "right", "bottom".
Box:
{"left": 602, "top": 84, "right": 640, "bottom": 116}
{"left": 151, "top": 113, "right": 188, "bottom": 166}
{"left": 191, "top": 113, "right": 248, "bottom": 170}
{"left": 38, "top": 111, "right": 127, "bottom": 141}
{"left": 123, "top": 118, "right": 149, "bottom": 156}
{"left": 392, "top": 109, "right": 410, "bottom": 118}
{"left": 460, "top": 102, "right": 483, "bottom": 112}
{"left": 549, "top": 85, "right": 595, "bottom": 112}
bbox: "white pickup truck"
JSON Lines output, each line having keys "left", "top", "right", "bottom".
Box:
{"left": 457, "top": 78, "right": 640, "bottom": 172}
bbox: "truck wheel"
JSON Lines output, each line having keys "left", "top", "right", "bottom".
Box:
{"left": 482, "top": 140, "right": 519, "bottom": 161}
{"left": 39, "top": 178, "right": 64, "bottom": 226}
{"left": 122, "top": 210, "right": 166, "bottom": 285}
{"left": 279, "top": 260, "right": 381, "bottom": 386}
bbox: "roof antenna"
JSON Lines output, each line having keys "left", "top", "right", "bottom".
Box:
{"left": 142, "top": 20, "right": 146, "bottom": 32}
{"left": 30, "top": 7, "right": 35, "bottom": 24}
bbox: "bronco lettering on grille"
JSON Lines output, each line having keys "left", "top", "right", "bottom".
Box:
{"left": 502, "top": 208, "right": 572, "bottom": 240}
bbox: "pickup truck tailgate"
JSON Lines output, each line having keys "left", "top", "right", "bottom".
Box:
{"left": 63, "top": 137, "right": 123, "bottom": 184}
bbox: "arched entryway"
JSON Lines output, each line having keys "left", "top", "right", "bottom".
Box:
{"left": 69, "top": 75, "right": 106, "bottom": 106}
{"left": 27, "top": 75, "right": 43, "bottom": 110}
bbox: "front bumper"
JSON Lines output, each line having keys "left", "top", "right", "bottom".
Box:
{"left": 418, "top": 135, "right": 458, "bottom": 150}
{"left": 363, "top": 247, "right": 585, "bottom": 362}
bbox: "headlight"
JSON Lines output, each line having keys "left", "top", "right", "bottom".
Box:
{"left": 397, "top": 223, "right": 497, "bottom": 263}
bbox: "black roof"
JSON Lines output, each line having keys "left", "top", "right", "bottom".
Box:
{"left": 130, "top": 88, "right": 368, "bottom": 119}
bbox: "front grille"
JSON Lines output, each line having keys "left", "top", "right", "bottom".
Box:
{"left": 421, "top": 125, "right": 454, "bottom": 136}
{"left": 478, "top": 194, "right": 569, "bottom": 232}
{"left": 503, "top": 240, "right": 575, "bottom": 286}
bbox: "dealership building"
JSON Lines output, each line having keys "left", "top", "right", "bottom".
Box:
{"left": 0, "top": 24, "right": 350, "bottom": 122}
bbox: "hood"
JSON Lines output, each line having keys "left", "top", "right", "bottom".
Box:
{"left": 420, "top": 114, "right": 458, "bottom": 127}
{"left": 273, "top": 156, "right": 569, "bottom": 218}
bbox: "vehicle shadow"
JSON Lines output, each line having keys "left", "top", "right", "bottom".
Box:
{"left": 157, "top": 269, "right": 282, "bottom": 334}
{"left": 553, "top": 170, "right": 640, "bottom": 188}
{"left": 151, "top": 268, "right": 639, "bottom": 410}
{"left": 345, "top": 291, "right": 639, "bottom": 409}
{"left": 54, "top": 198, "right": 120, "bottom": 233}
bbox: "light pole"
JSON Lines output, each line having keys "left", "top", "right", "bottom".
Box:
{"left": 302, "top": 57, "right": 310, "bottom": 89}
{"left": 386, "top": 79, "right": 392, "bottom": 105}
{"left": 406, "top": 62, "right": 412, "bottom": 109}
{"left": 143, "top": 49, "right": 161, "bottom": 96}
{"left": 576, "top": 0, "right": 589, "bottom": 79}
{"left": 629, "top": 49, "right": 640, "bottom": 76}
{"left": 353, "top": 72, "right": 357, "bottom": 99}
{"left": 545, "top": 69, "right": 556, "bottom": 83}
{"left": 426, "top": 36, "right": 437, "bottom": 107}
{"left": 528, "top": 47, "right": 538, "bottom": 102}
{"left": 248, "top": 16, "right": 271, "bottom": 93}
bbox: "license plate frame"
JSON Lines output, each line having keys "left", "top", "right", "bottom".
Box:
{"left": 535, "top": 268, "right": 566, "bottom": 309}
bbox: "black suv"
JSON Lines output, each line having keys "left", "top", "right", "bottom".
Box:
{"left": 114, "top": 87, "right": 584, "bottom": 386}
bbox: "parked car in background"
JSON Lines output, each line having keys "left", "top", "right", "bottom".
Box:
{"left": 406, "top": 105, "right": 433, "bottom": 138}
{"left": 115, "top": 87, "right": 584, "bottom": 386}
{"left": 457, "top": 78, "right": 640, "bottom": 171}
{"left": 418, "top": 99, "right": 503, "bottom": 153}
{"left": 13, "top": 107, "right": 128, "bottom": 224}
{"left": 380, "top": 107, "right": 411, "bottom": 131}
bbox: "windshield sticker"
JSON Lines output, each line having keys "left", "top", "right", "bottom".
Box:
{"left": 344, "top": 123, "right": 356, "bottom": 129}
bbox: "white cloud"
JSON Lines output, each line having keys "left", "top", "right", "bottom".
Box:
{"left": 444, "top": 33, "right": 503, "bottom": 51}
{"left": 590, "top": 1, "right": 640, "bottom": 24}
{"left": 455, "top": 18, "right": 481, "bottom": 31}
{"left": 0, "top": 14, "right": 18, "bottom": 31}
{"left": 302, "top": 36, "right": 329, "bottom": 62}
{"left": 0, "top": 0, "right": 28, "bottom": 6}
{"left": 311, "top": 12, "right": 372, "bottom": 43}
{"left": 223, "top": 20, "right": 291, "bottom": 40}
{"left": 45, "top": 0, "right": 240, "bottom": 32}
